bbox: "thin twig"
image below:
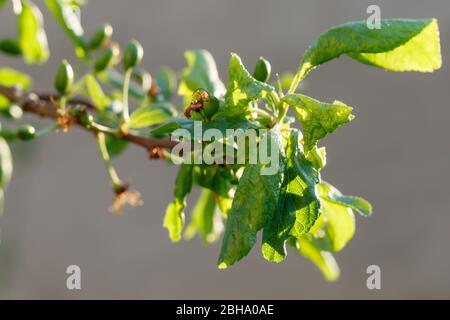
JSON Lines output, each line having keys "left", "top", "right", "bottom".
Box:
{"left": 0, "top": 85, "right": 178, "bottom": 152}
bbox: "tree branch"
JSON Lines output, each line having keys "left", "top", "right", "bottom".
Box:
{"left": 0, "top": 85, "right": 178, "bottom": 152}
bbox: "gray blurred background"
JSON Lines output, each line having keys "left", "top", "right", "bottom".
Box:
{"left": 0, "top": 0, "right": 449, "bottom": 299}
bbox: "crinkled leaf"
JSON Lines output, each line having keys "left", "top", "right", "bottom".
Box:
{"left": 163, "top": 164, "right": 193, "bottom": 242}
{"left": 218, "top": 129, "right": 284, "bottom": 269}
{"left": 45, "top": 0, "right": 86, "bottom": 52}
{"left": 0, "top": 68, "right": 32, "bottom": 89}
{"left": 225, "top": 53, "right": 274, "bottom": 108}
{"left": 178, "top": 50, "right": 225, "bottom": 104}
{"left": 283, "top": 93, "right": 354, "bottom": 152}
{"left": 86, "top": 75, "right": 111, "bottom": 111}
{"left": 18, "top": 0, "right": 49, "bottom": 64}
{"left": 298, "top": 19, "right": 441, "bottom": 79}
{"left": 262, "top": 130, "right": 321, "bottom": 262}
{"left": 319, "top": 181, "right": 372, "bottom": 217}
{"left": 129, "top": 103, "right": 174, "bottom": 129}
{"left": 184, "top": 188, "right": 222, "bottom": 244}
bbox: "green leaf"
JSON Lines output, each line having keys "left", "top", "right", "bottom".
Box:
{"left": 319, "top": 181, "right": 372, "bottom": 217}
{"left": 283, "top": 94, "right": 354, "bottom": 152}
{"left": 291, "top": 237, "right": 340, "bottom": 281}
{"left": 85, "top": 75, "right": 111, "bottom": 111}
{"left": 0, "top": 38, "right": 22, "bottom": 55}
{"left": 262, "top": 130, "right": 321, "bottom": 262}
{"left": 184, "top": 188, "right": 222, "bottom": 244}
{"left": 105, "top": 136, "right": 128, "bottom": 158}
{"left": 0, "top": 137, "right": 13, "bottom": 190}
{"left": 129, "top": 103, "right": 175, "bottom": 129}
{"left": 218, "top": 129, "right": 284, "bottom": 269}
{"left": 163, "top": 164, "right": 193, "bottom": 242}
{"left": 45, "top": 0, "right": 86, "bottom": 52}
{"left": 225, "top": 53, "right": 274, "bottom": 108}
{"left": 0, "top": 68, "right": 32, "bottom": 89}
{"left": 298, "top": 19, "right": 441, "bottom": 79}
{"left": 155, "top": 67, "right": 177, "bottom": 101}
{"left": 178, "top": 50, "right": 225, "bottom": 104}
{"left": 18, "top": 0, "right": 49, "bottom": 64}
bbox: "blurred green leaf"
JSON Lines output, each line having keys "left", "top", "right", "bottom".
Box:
{"left": 86, "top": 74, "right": 111, "bottom": 111}
{"left": 155, "top": 67, "right": 176, "bottom": 101}
{"left": 0, "top": 137, "right": 13, "bottom": 190}
{"left": 291, "top": 237, "right": 340, "bottom": 281}
{"left": 18, "top": 0, "right": 49, "bottom": 64}
{"left": 0, "top": 38, "right": 22, "bottom": 55}
{"left": 0, "top": 68, "right": 32, "bottom": 89}
{"left": 105, "top": 135, "right": 128, "bottom": 158}
{"left": 45, "top": 0, "right": 86, "bottom": 52}
{"left": 185, "top": 188, "right": 222, "bottom": 244}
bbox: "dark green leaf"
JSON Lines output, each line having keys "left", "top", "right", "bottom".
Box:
{"left": 262, "top": 130, "right": 321, "bottom": 262}
{"left": 105, "top": 136, "right": 128, "bottom": 158}
{"left": 218, "top": 129, "right": 284, "bottom": 268}
{"left": 0, "top": 38, "right": 22, "bottom": 55}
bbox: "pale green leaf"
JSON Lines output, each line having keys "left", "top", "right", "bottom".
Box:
{"left": 178, "top": 50, "right": 225, "bottom": 104}
{"left": 298, "top": 19, "right": 442, "bottom": 79}
{"left": 184, "top": 188, "right": 222, "bottom": 244}
{"left": 319, "top": 181, "right": 372, "bottom": 217}
{"left": 0, "top": 68, "right": 32, "bottom": 89}
{"left": 129, "top": 103, "right": 174, "bottom": 128}
{"left": 292, "top": 237, "right": 340, "bottom": 281}
{"left": 283, "top": 94, "right": 354, "bottom": 152}
{"left": 18, "top": 0, "right": 49, "bottom": 64}
{"left": 45, "top": 0, "right": 86, "bottom": 51}
{"left": 163, "top": 164, "right": 193, "bottom": 242}
{"left": 225, "top": 53, "right": 274, "bottom": 108}
{"left": 86, "top": 75, "right": 111, "bottom": 111}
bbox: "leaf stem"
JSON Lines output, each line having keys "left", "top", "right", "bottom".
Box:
{"left": 96, "top": 131, "right": 122, "bottom": 189}
{"left": 35, "top": 123, "right": 59, "bottom": 137}
{"left": 122, "top": 68, "right": 133, "bottom": 123}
